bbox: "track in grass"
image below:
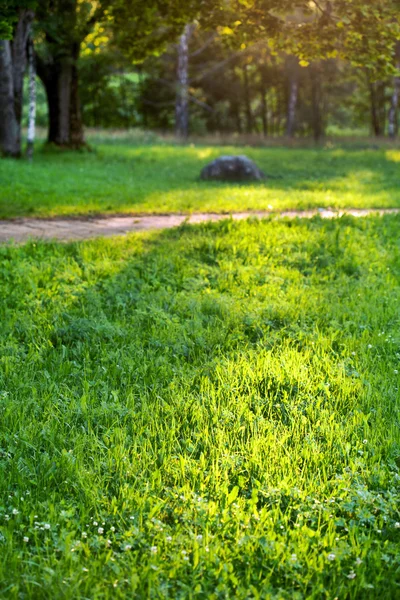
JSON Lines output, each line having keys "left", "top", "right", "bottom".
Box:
{"left": 1, "top": 207, "right": 400, "bottom": 243}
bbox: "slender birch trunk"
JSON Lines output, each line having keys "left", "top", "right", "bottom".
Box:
{"left": 26, "top": 35, "right": 36, "bottom": 160}
{"left": 286, "top": 79, "right": 298, "bottom": 137}
{"left": 286, "top": 57, "right": 299, "bottom": 138}
{"left": 175, "top": 24, "right": 194, "bottom": 140}
{"left": 243, "top": 63, "right": 253, "bottom": 134}
{"left": 311, "top": 63, "right": 324, "bottom": 141}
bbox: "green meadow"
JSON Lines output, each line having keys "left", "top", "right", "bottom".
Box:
{"left": 1, "top": 215, "right": 399, "bottom": 598}
{"left": 1, "top": 138, "right": 400, "bottom": 218}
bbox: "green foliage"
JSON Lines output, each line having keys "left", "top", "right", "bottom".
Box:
{"left": 78, "top": 55, "right": 142, "bottom": 128}
{"left": 222, "top": 0, "right": 400, "bottom": 79}
{"left": 0, "top": 215, "right": 399, "bottom": 597}
{"left": 108, "top": 0, "right": 202, "bottom": 63}
{"left": 0, "top": 0, "right": 36, "bottom": 37}
{"left": 1, "top": 139, "right": 400, "bottom": 218}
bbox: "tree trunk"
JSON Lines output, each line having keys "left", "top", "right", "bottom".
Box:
{"left": 259, "top": 65, "right": 269, "bottom": 137}
{"left": 11, "top": 9, "right": 34, "bottom": 152}
{"left": 0, "top": 9, "right": 34, "bottom": 157}
{"left": 243, "top": 63, "right": 253, "bottom": 134}
{"left": 311, "top": 63, "right": 324, "bottom": 141}
{"left": 369, "top": 80, "right": 386, "bottom": 137}
{"left": 388, "top": 43, "right": 400, "bottom": 138}
{"left": 286, "top": 57, "right": 299, "bottom": 137}
{"left": 261, "top": 88, "right": 268, "bottom": 137}
{"left": 0, "top": 41, "right": 19, "bottom": 156}
{"left": 26, "top": 35, "right": 36, "bottom": 160}
{"left": 37, "top": 44, "right": 85, "bottom": 148}
{"left": 175, "top": 24, "right": 193, "bottom": 140}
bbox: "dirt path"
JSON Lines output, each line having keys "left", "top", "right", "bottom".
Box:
{"left": 0, "top": 208, "right": 399, "bottom": 243}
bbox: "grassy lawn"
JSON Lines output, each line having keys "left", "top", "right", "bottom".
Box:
{"left": 1, "top": 215, "right": 399, "bottom": 598}
{"left": 1, "top": 137, "right": 400, "bottom": 218}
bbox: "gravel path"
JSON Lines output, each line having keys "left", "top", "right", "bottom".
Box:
{"left": 0, "top": 208, "right": 399, "bottom": 243}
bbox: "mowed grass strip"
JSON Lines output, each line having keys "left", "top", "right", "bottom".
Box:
{"left": 0, "top": 215, "right": 399, "bottom": 598}
{"left": 1, "top": 141, "right": 400, "bottom": 217}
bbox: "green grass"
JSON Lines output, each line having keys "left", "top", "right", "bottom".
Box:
{"left": 2, "top": 137, "right": 400, "bottom": 218}
{"left": 1, "top": 215, "right": 399, "bottom": 598}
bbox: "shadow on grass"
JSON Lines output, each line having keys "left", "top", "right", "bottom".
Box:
{"left": 1, "top": 215, "right": 400, "bottom": 596}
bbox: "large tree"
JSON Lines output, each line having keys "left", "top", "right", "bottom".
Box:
{"left": 34, "top": 0, "right": 203, "bottom": 148}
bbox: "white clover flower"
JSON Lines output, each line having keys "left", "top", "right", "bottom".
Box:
{"left": 355, "top": 558, "right": 363, "bottom": 566}
{"left": 347, "top": 571, "right": 356, "bottom": 580}
{"left": 93, "top": 521, "right": 98, "bottom": 527}
{"left": 196, "top": 534, "right": 203, "bottom": 542}
{"left": 166, "top": 536, "right": 172, "bottom": 542}
{"left": 394, "top": 522, "right": 400, "bottom": 528}
{"left": 4, "top": 515, "right": 9, "bottom": 521}
{"left": 363, "top": 439, "right": 368, "bottom": 445}
{"left": 44, "top": 523, "right": 51, "bottom": 530}
{"left": 291, "top": 554, "right": 297, "bottom": 561}
{"left": 327, "top": 553, "right": 336, "bottom": 561}
{"left": 82, "top": 568, "right": 89, "bottom": 572}
{"left": 150, "top": 546, "right": 157, "bottom": 554}
{"left": 394, "top": 370, "right": 399, "bottom": 375}
{"left": 106, "top": 539, "right": 112, "bottom": 547}
{"left": 12, "top": 509, "right": 19, "bottom": 515}
{"left": 23, "top": 536, "right": 29, "bottom": 543}
{"left": 110, "top": 526, "right": 115, "bottom": 532}
{"left": 98, "top": 527, "right": 104, "bottom": 535}
{"left": 368, "top": 344, "right": 372, "bottom": 349}
{"left": 124, "top": 544, "right": 132, "bottom": 551}
{"left": 82, "top": 532, "right": 87, "bottom": 538}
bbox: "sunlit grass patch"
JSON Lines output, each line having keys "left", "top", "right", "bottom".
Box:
{"left": 1, "top": 142, "right": 400, "bottom": 218}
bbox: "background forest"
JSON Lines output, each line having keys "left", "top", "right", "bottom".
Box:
{"left": 26, "top": 27, "right": 399, "bottom": 140}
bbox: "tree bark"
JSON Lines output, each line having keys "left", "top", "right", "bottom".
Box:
{"left": 260, "top": 88, "right": 268, "bottom": 137}
{"left": 243, "top": 63, "right": 253, "bottom": 134}
{"left": 259, "top": 64, "right": 269, "bottom": 137}
{"left": 0, "top": 9, "right": 34, "bottom": 157}
{"left": 286, "top": 57, "right": 299, "bottom": 138}
{"left": 175, "top": 24, "right": 194, "bottom": 140}
{"left": 311, "top": 63, "right": 324, "bottom": 141}
{"left": 26, "top": 35, "right": 36, "bottom": 160}
{"left": 37, "top": 43, "right": 85, "bottom": 148}
{"left": 11, "top": 9, "right": 34, "bottom": 152}
{"left": 0, "top": 41, "right": 19, "bottom": 156}
{"left": 369, "top": 80, "right": 386, "bottom": 137}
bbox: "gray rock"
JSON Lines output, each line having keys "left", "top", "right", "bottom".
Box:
{"left": 200, "top": 155, "right": 265, "bottom": 182}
